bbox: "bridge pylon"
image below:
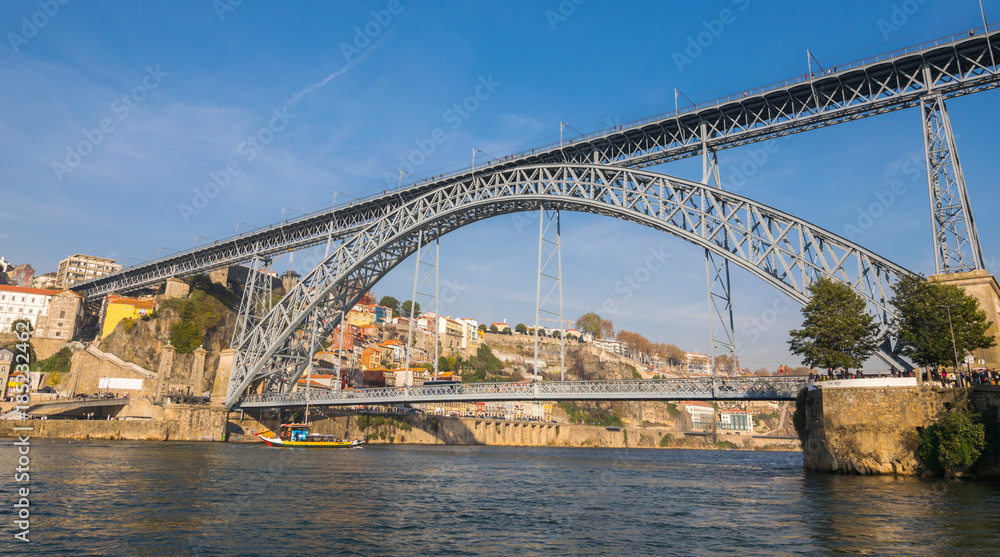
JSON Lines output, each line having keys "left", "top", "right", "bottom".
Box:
{"left": 701, "top": 128, "right": 736, "bottom": 378}
{"left": 533, "top": 209, "right": 566, "bottom": 380}
{"left": 920, "top": 92, "right": 985, "bottom": 274}
{"left": 403, "top": 229, "right": 440, "bottom": 382}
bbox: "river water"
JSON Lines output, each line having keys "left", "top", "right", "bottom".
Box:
{"left": 2, "top": 440, "right": 999, "bottom": 556}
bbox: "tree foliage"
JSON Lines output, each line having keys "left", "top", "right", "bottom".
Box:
{"left": 401, "top": 300, "right": 421, "bottom": 318}
{"left": 919, "top": 409, "right": 986, "bottom": 475}
{"left": 515, "top": 323, "right": 528, "bottom": 334}
{"left": 788, "top": 277, "right": 879, "bottom": 369}
{"left": 891, "top": 274, "right": 996, "bottom": 368}
{"left": 379, "top": 296, "right": 400, "bottom": 313}
{"left": 10, "top": 318, "right": 33, "bottom": 334}
{"left": 575, "top": 312, "right": 601, "bottom": 338}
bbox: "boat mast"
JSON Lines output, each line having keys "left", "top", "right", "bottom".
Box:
{"left": 336, "top": 310, "right": 345, "bottom": 391}
{"left": 305, "top": 309, "right": 319, "bottom": 424}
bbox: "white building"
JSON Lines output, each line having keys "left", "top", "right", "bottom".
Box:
{"left": 686, "top": 353, "right": 711, "bottom": 375}
{"left": 592, "top": 338, "right": 625, "bottom": 355}
{"left": 718, "top": 410, "right": 754, "bottom": 434}
{"left": 0, "top": 285, "right": 57, "bottom": 329}
{"left": 683, "top": 402, "right": 715, "bottom": 431}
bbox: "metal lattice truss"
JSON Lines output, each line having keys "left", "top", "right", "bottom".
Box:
{"left": 239, "top": 376, "right": 810, "bottom": 408}
{"left": 226, "top": 164, "right": 913, "bottom": 408}
{"left": 71, "top": 30, "right": 998, "bottom": 301}
{"left": 921, "top": 94, "right": 984, "bottom": 273}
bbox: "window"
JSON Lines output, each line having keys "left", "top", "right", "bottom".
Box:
{"left": 60, "top": 311, "right": 66, "bottom": 319}
{"left": 55, "top": 332, "right": 61, "bottom": 337}
{"left": 58, "top": 323, "right": 63, "bottom": 328}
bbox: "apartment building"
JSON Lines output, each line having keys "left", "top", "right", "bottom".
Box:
{"left": 56, "top": 254, "right": 121, "bottom": 287}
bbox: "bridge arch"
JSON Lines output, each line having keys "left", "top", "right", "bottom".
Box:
{"left": 226, "top": 164, "right": 912, "bottom": 408}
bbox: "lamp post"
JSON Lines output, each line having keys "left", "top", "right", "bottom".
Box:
{"left": 941, "top": 303, "right": 961, "bottom": 386}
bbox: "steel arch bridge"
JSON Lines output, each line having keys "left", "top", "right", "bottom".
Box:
{"left": 225, "top": 163, "right": 912, "bottom": 408}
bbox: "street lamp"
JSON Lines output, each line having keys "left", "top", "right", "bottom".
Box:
{"left": 941, "top": 303, "right": 961, "bottom": 383}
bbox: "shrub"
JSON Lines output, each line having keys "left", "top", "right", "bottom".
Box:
{"left": 919, "top": 409, "right": 986, "bottom": 475}
{"left": 659, "top": 434, "right": 673, "bottom": 447}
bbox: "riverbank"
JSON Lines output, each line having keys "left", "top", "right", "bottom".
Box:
{"left": 1, "top": 408, "right": 800, "bottom": 451}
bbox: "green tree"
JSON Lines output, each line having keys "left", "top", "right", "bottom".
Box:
{"left": 379, "top": 296, "right": 401, "bottom": 313}
{"left": 489, "top": 324, "right": 498, "bottom": 333}
{"left": 10, "top": 318, "right": 33, "bottom": 334}
{"left": 515, "top": 323, "right": 528, "bottom": 335}
{"left": 919, "top": 409, "right": 986, "bottom": 475}
{"left": 478, "top": 324, "right": 487, "bottom": 332}
{"left": 437, "top": 356, "right": 456, "bottom": 372}
{"left": 576, "top": 312, "right": 601, "bottom": 338}
{"left": 401, "top": 300, "right": 421, "bottom": 318}
{"left": 891, "top": 274, "right": 996, "bottom": 368}
{"left": 788, "top": 277, "right": 879, "bottom": 369}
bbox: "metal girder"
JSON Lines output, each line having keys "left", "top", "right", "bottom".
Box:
{"left": 239, "top": 376, "right": 811, "bottom": 408}
{"left": 920, "top": 93, "right": 984, "bottom": 273}
{"left": 71, "top": 30, "right": 999, "bottom": 301}
{"left": 225, "top": 164, "right": 914, "bottom": 408}
{"left": 701, "top": 132, "right": 737, "bottom": 377}
{"left": 533, "top": 209, "right": 565, "bottom": 380}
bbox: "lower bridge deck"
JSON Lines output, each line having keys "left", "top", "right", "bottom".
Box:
{"left": 238, "top": 377, "right": 810, "bottom": 409}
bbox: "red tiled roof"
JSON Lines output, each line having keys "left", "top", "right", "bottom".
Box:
{"left": 0, "top": 285, "right": 64, "bottom": 296}
{"left": 108, "top": 295, "right": 156, "bottom": 310}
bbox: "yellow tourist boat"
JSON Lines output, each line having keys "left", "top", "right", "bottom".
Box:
{"left": 256, "top": 423, "right": 364, "bottom": 449}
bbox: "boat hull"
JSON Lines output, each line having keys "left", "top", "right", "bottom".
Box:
{"left": 256, "top": 433, "right": 362, "bottom": 449}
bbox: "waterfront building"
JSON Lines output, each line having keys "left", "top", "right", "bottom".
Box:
{"left": 683, "top": 401, "right": 715, "bottom": 431}
{"left": 56, "top": 254, "right": 121, "bottom": 288}
{"left": 717, "top": 410, "right": 755, "bottom": 434}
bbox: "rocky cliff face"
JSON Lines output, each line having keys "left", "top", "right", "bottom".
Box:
{"left": 98, "top": 290, "right": 237, "bottom": 389}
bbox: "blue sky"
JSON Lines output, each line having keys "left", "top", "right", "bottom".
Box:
{"left": 2, "top": 0, "right": 1000, "bottom": 371}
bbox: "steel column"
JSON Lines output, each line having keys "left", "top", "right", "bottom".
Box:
{"left": 920, "top": 93, "right": 984, "bottom": 273}
{"left": 533, "top": 209, "right": 566, "bottom": 380}
{"left": 701, "top": 126, "right": 736, "bottom": 377}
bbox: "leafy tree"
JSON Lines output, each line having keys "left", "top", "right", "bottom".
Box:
{"left": 437, "top": 356, "right": 456, "bottom": 372}
{"left": 891, "top": 274, "right": 996, "bottom": 368}
{"left": 515, "top": 323, "right": 528, "bottom": 335}
{"left": 788, "top": 276, "right": 879, "bottom": 369}
{"left": 551, "top": 330, "right": 561, "bottom": 339}
{"left": 489, "top": 324, "right": 498, "bottom": 334}
{"left": 600, "top": 319, "right": 615, "bottom": 340}
{"left": 11, "top": 318, "right": 33, "bottom": 334}
{"left": 575, "top": 312, "right": 601, "bottom": 338}
{"left": 478, "top": 324, "right": 487, "bottom": 332}
{"left": 379, "top": 296, "right": 400, "bottom": 313}
{"left": 401, "top": 300, "right": 421, "bottom": 318}
{"left": 919, "top": 409, "right": 986, "bottom": 475}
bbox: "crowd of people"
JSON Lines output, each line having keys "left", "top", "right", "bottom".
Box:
{"left": 936, "top": 367, "right": 999, "bottom": 388}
